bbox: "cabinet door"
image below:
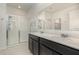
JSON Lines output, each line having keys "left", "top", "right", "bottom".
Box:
{"left": 32, "top": 40, "right": 39, "bottom": 55}
{"left": 40, "top": 44, "right": 58, "bottom": 55}
{"left": 29, "top": 37, "right": 33, "bottom": 53}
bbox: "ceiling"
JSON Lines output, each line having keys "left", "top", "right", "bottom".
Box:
{"left": 7, "top": 3, "right": 79, "bottom": 15}
{"left": 7, "top": 3, "right": 35, "bottom": 11}
{"left": 45, "top": 3, "right": 79, "bottom": 13}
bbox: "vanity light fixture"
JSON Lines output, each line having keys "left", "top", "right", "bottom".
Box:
{"left": 18, "top": 5, "right": 21, "bottom": 8}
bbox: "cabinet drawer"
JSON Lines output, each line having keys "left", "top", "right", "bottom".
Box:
{"left": 29, "top": 36, "right": 33, "bottom": 54}
{"left": 40, "top": 38, "right": 79, "bottom": 55}
{"left": 33, "top": 40, "right": 39, "bottom": 55}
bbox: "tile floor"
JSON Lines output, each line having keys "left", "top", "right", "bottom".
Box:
{"left": 0, "top": 42, "right": 32, "bottom": 55}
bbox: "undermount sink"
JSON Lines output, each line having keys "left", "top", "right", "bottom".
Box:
{"left": 61, "top": 34, "right": 69, "bottom": 38}
{"left": 41, "top": 33, "right": 61, "bottom": 38}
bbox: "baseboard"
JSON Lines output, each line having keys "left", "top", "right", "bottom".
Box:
{"left": 0, "top": 47, "right": 7, "bottom": 51}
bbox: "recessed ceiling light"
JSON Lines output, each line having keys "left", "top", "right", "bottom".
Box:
{"left": 18, "top": 5, "right": 21, "bottom": 8}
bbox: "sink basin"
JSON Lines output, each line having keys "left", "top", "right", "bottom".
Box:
{"left": 41, "top": 33, "right": 61, "bottom": 38}
{"left": 61, "top": 34, "right": 69, "bottom": 38}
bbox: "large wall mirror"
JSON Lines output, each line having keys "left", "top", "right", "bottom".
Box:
{"left": 30, "top": 3, "right": 79, "bottom": 32}
{"left": 69, "top": 9, "right": 79, "bottom": 31}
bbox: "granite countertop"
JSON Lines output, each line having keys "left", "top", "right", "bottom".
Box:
{"left": 30, "top": 32, "right": 79, "bottom": 50}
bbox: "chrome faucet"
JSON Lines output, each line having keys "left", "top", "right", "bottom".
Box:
{"left": 40, "top": 31, "right": 44, "bottom": 33}
{"left": 61, "top": 33, "right": 69, "bottom": 38}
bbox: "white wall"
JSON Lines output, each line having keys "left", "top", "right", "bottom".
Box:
{"left": 0, "top": 4, "right": 7, "bottom": 50}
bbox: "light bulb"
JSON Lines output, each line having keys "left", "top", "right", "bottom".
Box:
{"left": 18, "top": 5, "right": 21, "bottom": 8}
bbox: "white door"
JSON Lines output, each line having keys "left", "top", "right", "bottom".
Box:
{"left": 7, "top": 15, "right": 19, "bottom": 47}
{"left": 19, "top": 16, "right": 28, "bottom": 42}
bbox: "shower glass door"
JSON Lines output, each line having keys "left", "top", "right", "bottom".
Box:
{"left": 7, "top": 15, "right": 19, "bottom": 47}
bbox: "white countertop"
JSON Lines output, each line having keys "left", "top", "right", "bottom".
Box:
{"left": 30, "top": 32, "right": 79, "bottom": 50}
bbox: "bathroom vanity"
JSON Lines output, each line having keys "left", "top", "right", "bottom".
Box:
{"left": 29, "top": 33, "right": 79, "bottom": 55}
{"left": 28, "top": 3, "right": 79, "bottom": 55}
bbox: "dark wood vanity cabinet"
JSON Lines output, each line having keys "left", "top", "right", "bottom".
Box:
{"left": 29, "top": 35, "right": 33, "bottom": 53}
{"left": 40, "top": 44, "right": 52, "bottom": 55}
{"left": 29, "top": 34, "right": 79, "bottom": 55}
{"left": 29, "top": 34, "right": 59, "bottom": 55}
{"left": 32, "top": 40, "right": 39, "bottom": 55}
{"left": 29, "top": 34, "right": 40, "bottom": 55}
{"left": 40, "top": 44, "right": 59, "bottom": 55}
